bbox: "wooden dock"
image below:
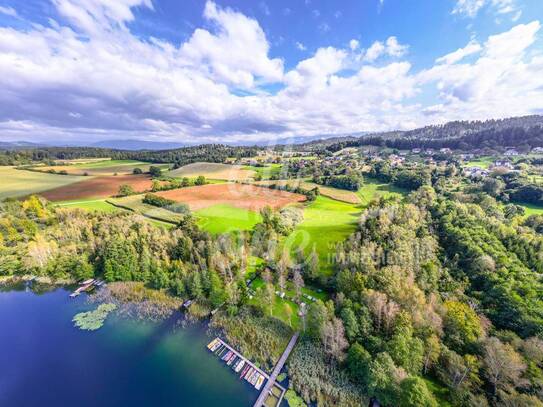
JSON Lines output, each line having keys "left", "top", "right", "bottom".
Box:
{"left": 253, "top": 332, "right": 300, "bottom": 407}
{"left": 210, "top": 338, "right": 286, "bottom": 399}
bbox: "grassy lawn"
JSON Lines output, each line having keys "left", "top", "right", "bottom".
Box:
{"left": 518, "top": 202, "right": 543, "bottom": 216}
{"left": 195, "top": 204, "right": 262, "bottom": 234}
{"left": 249, "top": 277, "right": 328, "bottom": 330}
{"left": 168, "top": 162, "right": 255, "bottom": 181}
{"left": 55, "top": 198, "right": 174, "bottom": 229}
{"left": 0, "top": 166, "right": 88, "bottom": 199}
{"left": 464, "top": 156, "right": 495, "bottom": 169}
{"left": 249, "top": 277, "right": 301, "bottom": 329}
{"left": 357, "top": 177, "right": 407, "bottom": 206}
{"left": 253, "top": 179, "right": 361, "bottom": 204}
{"left": 243, "top": 164, "right": 283, "bottom": 180}
{"left": 285, "top": 196, "right": 360, "bottom": 276}
{"left": 55, "top": 198, "right": 120, "bottom": 212}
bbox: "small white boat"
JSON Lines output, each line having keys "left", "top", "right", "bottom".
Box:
{"left": 235, "top": 360, "right": 245, "bottom": 373}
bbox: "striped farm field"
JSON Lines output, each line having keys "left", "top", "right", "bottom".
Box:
{"left": 168, "top": 162, "right": 256, "bottom": 181}
{"left": 36, "top": 159, "right": 169, "bottom": 176}
{"left": 39, "top": 174, "right": 153, "bottom": 201}
{"left": 155, "top": 183, "right": 306, "bottom": 211}
{"left": 253, "top": 179, "right": 361, "bottom": 204}
{"left": 0, "top": 166, "right": 88, "bottom": 199}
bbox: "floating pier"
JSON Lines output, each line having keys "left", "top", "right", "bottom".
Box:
{"left": 206, "top": 337, "right": 286, "bottom": 405}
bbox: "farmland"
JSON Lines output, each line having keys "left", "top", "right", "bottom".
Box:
{"left": 0, "top": 167, "right": 87, "bottom": 199}
{"left": 36, "top": 159, "right": 169, "bottom": 176}
{"left": 195, "top": 204, "right": 262, "bottom": 234}
{"left": 107, "top": 195, "right": 185, "bottom": 224}
{"left": 169, "top": 162, "right": 255, "bottom": 181}
{"left": 253, "top": 179, "right": 361, "bottom": 204}
{"left": 39, "top": 174, "right": 153, "bottom": 201}
{"left": 155, "top": 183, "right": 306, "bottom": 211}
{"left": 243, "top": 164, "right": 283, "bottom": 180}
{"left": 55, "top": 198, "right": 121, "bottom": 213}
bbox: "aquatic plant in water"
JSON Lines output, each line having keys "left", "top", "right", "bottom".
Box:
{"left": 73, "top": 303, "right": 117, "bottom": 331}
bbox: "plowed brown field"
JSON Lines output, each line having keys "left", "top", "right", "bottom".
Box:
{"left": 156, "top": 183, "right": 306, "bottom": 211}
{"left": 39, "top": 175, "right": 153, "bottom": 201}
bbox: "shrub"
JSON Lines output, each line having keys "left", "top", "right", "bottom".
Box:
{"left": 142, "top": 193, "right": 176, "bottom": 208}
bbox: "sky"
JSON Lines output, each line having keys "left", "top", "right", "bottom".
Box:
{"left": 0, "top": 0, "right": 542, "bottom": 145}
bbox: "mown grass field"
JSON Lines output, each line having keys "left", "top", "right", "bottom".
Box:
{"left": 0, "top": 167, "right": 88, "bottom": 199}
{"left": 168, "top": 162, "right": 255, "bottom": 181}
{"left": 38, "top": 159, "right": 169, "bottom": 176}
{"left": 357, "top": 177, "right": 407, "bottom": 205}
{"left": 285, "top": 196, "right": 360, "bottom": 276}
{"left": 464, "top": 156, "right": 495, "bottom": 169}
{"left": 253, "top": 179, "right": 361, "bottom": 204}
{"left": 55, "top": 198, "right": 120, "bottom": 213}
{"left": 243, "top": 164, "right": 283, "bottom": 180}
{"left": 194, "top": 204, "right": 262, "bottom": 234}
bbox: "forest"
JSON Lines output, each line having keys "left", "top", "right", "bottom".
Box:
{"left": 324, "top": 115, "right": 543, "bottom": 153}
{"left": 0, "top": 144, "right": 260, "bottom": 166}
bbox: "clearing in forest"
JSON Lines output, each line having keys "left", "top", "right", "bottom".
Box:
{"left": 168, "top": 162, "right": 256, "bottom": 181}
{"left": 0, "top": 167, "right": 88, "bottom": 199}
{"left": 155, "top": 183, "right": 306, "bottom": 211}
{"left": 39, "top": 174, "right": 153, "bottom": 201}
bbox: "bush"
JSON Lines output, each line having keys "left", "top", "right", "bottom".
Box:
{"left": 117, "top": 184, "right": 135, "bottom": 197}
{"left": 142, "top": 193, "right": 175, "bottom": 208}
{"left": 133, "top": 167, "right": 143, "bottom": 175}
{"left": 149, "top": 166, "right": 162, "bottom": 178}
{"left": 168, "top": 202, "right": 190, "bottom": 214}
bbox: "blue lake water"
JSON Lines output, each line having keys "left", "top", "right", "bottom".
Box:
{"left": 0, "top": 286, "right": 258, "bottom": 406}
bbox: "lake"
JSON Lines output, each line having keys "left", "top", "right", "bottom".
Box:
{"left": 0, "top": 285, "right": 259, "bottom": 406}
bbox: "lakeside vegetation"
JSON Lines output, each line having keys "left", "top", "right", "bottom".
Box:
{"left": 73, "top": 303, "right": 117, "bottom": 331}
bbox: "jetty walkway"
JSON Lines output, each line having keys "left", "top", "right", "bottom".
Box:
{"left": 253, "top": 331, "right": 300, "bottom": 407}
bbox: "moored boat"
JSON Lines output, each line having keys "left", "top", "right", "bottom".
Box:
{"left": 240, "top": 365, "right": 250, "bottom": 378}
{"left": 222, "top": 351, "right": 232, "bottom": 361}
{"left": 244, "top": 368, "right": 254, "bottom": 380}
{"left": 250, "top": 372, "right": 259, "bottom": 385}
{"left": 235, "top": 360, "right": 245, "bottom": 373}
{"left": 255, "top": 375, "right": 265, "bottom": 390}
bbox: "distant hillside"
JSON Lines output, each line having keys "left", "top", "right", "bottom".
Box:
{"left": 91, "top": 139, "right": 187, "bottom": 151}
{"left": 0, "top": 141, "right": 46, "bottom": 150}
{"left": 323, "top": 115, "right": 543, "bottom": 152}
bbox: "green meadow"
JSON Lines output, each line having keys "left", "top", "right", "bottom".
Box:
{"left": 55, "top": 198, "right": 120, "bottom": 213}
{"left": 195, "top": 204, "right": 262, "bottom": 234}
{"left": 243, "top": 163, "right": 283, "bottom": 180}
{"left": 285, "top": 196, "right": 360, "bottom": 276}
{"left": 519, "top": 202, "right": 543, "bottom": 216}
{"left": 357, "top": 177, "right": 407, "bottom": 205}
